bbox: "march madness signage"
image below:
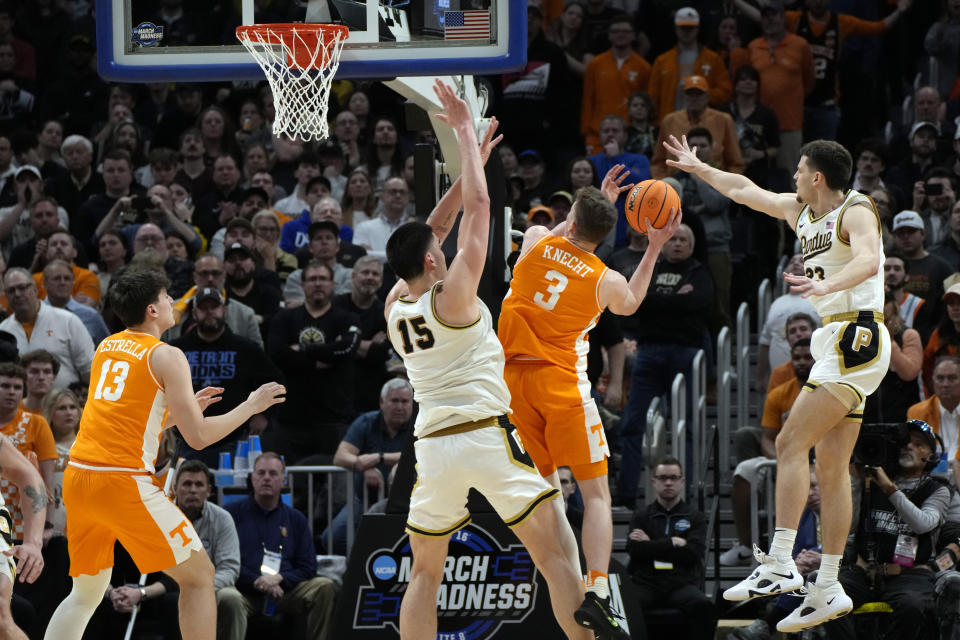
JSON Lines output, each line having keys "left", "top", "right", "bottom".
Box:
{"left": 356, "top": 523, "right": 537, "bottom": 638}
{"left": 332, "top": 512, "right": 636, "bottom": 639}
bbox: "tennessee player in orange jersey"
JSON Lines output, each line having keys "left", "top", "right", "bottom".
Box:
{"left": 499, "top": 165, "right": 680, "bottom": 635}
{"left": 44, "top": 268, "right": 285, "bottom": 640}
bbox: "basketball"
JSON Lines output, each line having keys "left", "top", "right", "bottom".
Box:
{"left": 625, "top": 179, "right": 681, "bottom": 234}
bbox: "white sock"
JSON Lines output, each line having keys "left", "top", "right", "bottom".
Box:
{"left": 769, "top": 528, "right": 797, "bottom": 564}
{"left": 815, "top": 554, "right": 842, "bottom": 589}
{"left": 589, "top": 575, "right": 610, "bottom": 600}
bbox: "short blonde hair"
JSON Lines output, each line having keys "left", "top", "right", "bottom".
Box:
{"left": 42, "top": 388, "right": 80, "bottom": 433}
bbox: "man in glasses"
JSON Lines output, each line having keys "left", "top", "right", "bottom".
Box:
{"left": 626, "top": 455, "right": 716, "bottom": 640}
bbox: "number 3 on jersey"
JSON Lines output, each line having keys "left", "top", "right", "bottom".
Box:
{"left": 533, "top": 269, "right": 569, "bottom": 311}
{"left": 93, "top": 359, "right": 130, "bottom": 401}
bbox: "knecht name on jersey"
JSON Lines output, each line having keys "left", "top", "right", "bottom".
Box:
{"left": 355, "top": 523, "right": 539, "bottom": 639}
{"left": 542, "top": 245, "right": 595, "bottom": 278}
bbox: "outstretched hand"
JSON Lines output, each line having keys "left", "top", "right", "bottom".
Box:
{"left": 646, "top": 207, "right": 683, "bottom": 248}
{"left": 195, "top": 386, "right": 224, "bottom": 413}
{"left": 663, "top": 135, "right": 705, "bottom": 173}
{"left": 247, "top": 382, "right": 286, "bottom": 414}
{"left": 600, "top": 164, "right": 634, "bottom": 204}
{"left": 479, "top": 116, "right": 503, "bottom": 165}
{"left": 783, "top": 272, "right": 829, "bottom": 298}
{"left": 432, "top": 80, "right": 473, "bottom": 130}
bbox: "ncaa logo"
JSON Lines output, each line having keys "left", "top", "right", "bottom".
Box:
{"left": 675, "top": 519, "right": 691, "bottom": 532}
{"left": 372, "top": 555, "right": 397, "bottom": 580}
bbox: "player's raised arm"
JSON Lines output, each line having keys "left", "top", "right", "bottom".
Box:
{"left": 602, "top": 209, "right": 683, "bottom": 315}
{"left": 425, "top": 117, "right": 502, "bottom": 246}
{"left": 152, "top": 345, "right": 285, "bottom": 450}
{"left": 0, "top": 436, "right": 46, "bottom": 583}
{"left": 430, "top": 80, "right": 489, "bottom": 312}
{"left": 663, "top": 134, "right": 800, "bottom": 223}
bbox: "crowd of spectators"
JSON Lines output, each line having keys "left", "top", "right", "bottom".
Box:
{"left": 2, "top": 0, "right": 960, "bottom": 637}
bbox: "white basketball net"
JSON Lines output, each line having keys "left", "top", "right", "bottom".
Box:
{"left": 237, "top": 25, "right": 348, "bottom": 142}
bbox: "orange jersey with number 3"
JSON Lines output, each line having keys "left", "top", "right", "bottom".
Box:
{"left": 70, "top": 330, "right": 168, "bottom": 472}
{"left": 499, "top": 234, "right": 608, "bottom": 369}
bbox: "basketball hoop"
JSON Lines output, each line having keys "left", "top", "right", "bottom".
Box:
{"left": 236, "top": 23, "right": 349, "bottom": 142}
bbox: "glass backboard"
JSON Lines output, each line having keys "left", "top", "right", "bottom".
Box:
{"left": 98, "top": 0, "right": 525, "bottom": 82}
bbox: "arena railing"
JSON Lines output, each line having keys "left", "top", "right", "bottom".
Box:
{"left": 757, "top": 278, "right": 772, "bottom": 334}
{"left": 283, "top": 464, "right": 380, "bottom": 556}
{"left": 642, "top": 396, "right": 667, "bottom": 500}
{"left": 671, "top": 372, "right": 687, "bottom": 495}
{"left": 697, "top": 423, "right": 720, "bottom": 599}
{"left": 716, "top": 326, "right": 733, "bottom": 476}
{"left": 736, "top": 301, "right": 751, "bottom": 430}
{"left": 749, "top": 459, "right": 777, "bottom": 552}
{"left": 691, "top": 349, "right": 707, "bottom": 485}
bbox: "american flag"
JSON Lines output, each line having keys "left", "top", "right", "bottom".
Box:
{"left": 444, "top": 10, "right": 490, "bottom": 40}
{"left": 826, "top": 220, "right": 834, "bottom": 229}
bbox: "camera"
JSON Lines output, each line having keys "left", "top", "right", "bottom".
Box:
{"left": 926, "top": 182, "right": 944, "bottom": 197}
{"left": 853, "top": 423, "right": 909, "bottom": 475}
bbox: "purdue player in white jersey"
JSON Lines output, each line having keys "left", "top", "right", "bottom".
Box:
{"left": 384, "top": 81, "right": 595, "bottom": 640}
{"left": 664, "top": 136, "right": 890, "bottom": 632}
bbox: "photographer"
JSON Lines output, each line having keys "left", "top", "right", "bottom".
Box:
{"left": 824, "top": 420, "right": 950, "bottom": 640}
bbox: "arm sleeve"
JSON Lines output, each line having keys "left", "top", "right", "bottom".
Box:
{"left": 888, "top": 484, "right": 950, "bottom": 534}
{"left": 212, "top": 510, "right": 241, "bottom": 591}
{"left": 303, "top": 321, "right": 361, "bottom": 363}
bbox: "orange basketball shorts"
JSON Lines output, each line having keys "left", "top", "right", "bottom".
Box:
{"left": 63, "top": 465, "right": 203, "bottom": 577}
{"left": 504, "top": 361, "right": 610, "bottom": 480}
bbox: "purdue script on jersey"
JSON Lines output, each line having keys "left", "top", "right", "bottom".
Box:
{"left": 800, "top": 230, "right": 832, "bottom": 261}
{"left": 542, "top": 244, "right": 596, "bottom": 278}
{"left": 97, "top": 337, "right": 149, "bottom": 360}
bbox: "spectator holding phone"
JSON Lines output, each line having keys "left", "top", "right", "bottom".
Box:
{"left": 93, "top": 183, "right": 201, "bottom": 256}
{"left": 914, "top": 168, "right": 957, "bottom": 249}
{"left": 0, "top": 166, "right": 68, "bottom": 262}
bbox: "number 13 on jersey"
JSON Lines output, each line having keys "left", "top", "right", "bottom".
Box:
{"left": 93, "top": 359, "right": 130, "bottom": 401}
{"left": 534, "top": 270, "right": 569, "bottom": 311}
